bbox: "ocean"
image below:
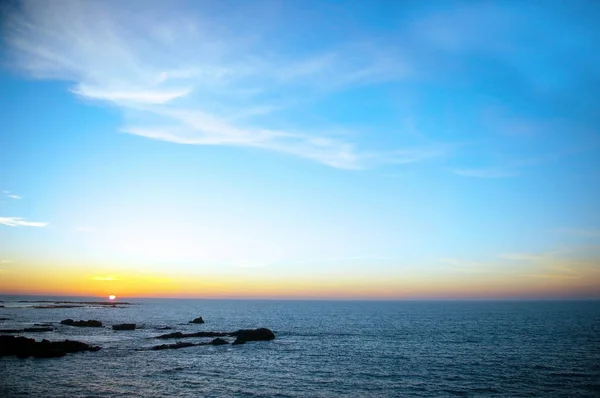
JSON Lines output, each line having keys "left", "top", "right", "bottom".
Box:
{"left": 1, "top": 297, "right": 599, "bottom": 397}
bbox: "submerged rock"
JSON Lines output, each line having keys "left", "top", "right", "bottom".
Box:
{"left": 152, "top": 341, "right": 196, "bottom": 351}
{"left": 60, "top": 319, "right": 103, "bottom": 327}
{"left": 112, "top": 323, "right": 136, "bottom": 331}
{"left": 156, "top": 331, "right": 227, "bottom": 339}
{"left": 0, "top": 335, "right": 101, "bottom": 358}
{"left": 156, "top": 326, "right": 173, "bottom": 330}
{"left": 189, "top": 317, "right": 205, "bottom": 324}
{"left": 23, "top": 327, "right": 54, "bottom": 332}
{"left": 210, "top": 338, "right": 229, "bottom": 345}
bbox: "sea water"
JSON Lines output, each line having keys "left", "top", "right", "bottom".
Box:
{"left": 1, "top": 297, "right": 599, "bottom": 397}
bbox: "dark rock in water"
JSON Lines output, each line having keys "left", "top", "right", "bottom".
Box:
{"left": 60, "top": 319, "right": 103, "bottom": 327}
{"left": 189, "top": 317, "right": 205, "bottom": 324}
{"left": 0, "top": 327, "right": 53, "bottom": 333}
{"left": 34, "top": 305, "right": 82, "bottom": 309}
{"left": 23, "top": 327, "right": 53, "bottom": 332}
{"left": 210, "top": 338, "right": 229, "bottom": 345}
{"left": 112, "top": 323, "right": 136, "bottom": 331}
{"left": 156, "top": 326, "right": 173, "bottom": 330}
{"left": 156, "top": 331, "right": 184, "bottom": 339}
{"left": 0, "top": 317, "right": 11, "bottom": 321}
{"left": 155, "top": 328, "right": 275, "bottom": 344}
{"left": 0, "top": 335, "right": 101, "bottom": 358}
{"left": 156, "top": 331, "right": 227, "bottom": 339}
{"left": 152, "top": 341, "right": 196, "bottom": 351}
{"left": 229, "top": 328, "right": 275, "bottom": 343}
{"left": 33, "top": 323, "right": 53, "bottom": 327}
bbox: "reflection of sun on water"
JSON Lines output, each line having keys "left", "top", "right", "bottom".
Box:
{"left": 108, "top": 295, "right": 116, "bottom": 300}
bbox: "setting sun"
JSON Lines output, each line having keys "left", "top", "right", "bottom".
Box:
{"left": 108, "top": 295, "right": 116, "bottom": 300}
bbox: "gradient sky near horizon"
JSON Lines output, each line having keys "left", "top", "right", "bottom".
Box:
{"left": 1, "top": 0, "right": 599, "bottom": 299}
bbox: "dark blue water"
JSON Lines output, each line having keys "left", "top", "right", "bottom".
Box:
{"left": 1, "top": 297, "right": 599, "bottom": 397}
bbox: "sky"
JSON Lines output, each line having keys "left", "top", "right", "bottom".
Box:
{"left": 0, "top": 0, "right": 599, "bottom": 299}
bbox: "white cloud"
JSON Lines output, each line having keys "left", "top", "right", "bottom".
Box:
{"left": 3, "top": 0, "right": 446, "bottom": 169}
{"left": 3, "top": 191, "right": 22, "bottom": 199}
{"left": 71, "top": 85, "right": 191, "bottom": 104}
{"left": 0, "top": 217, "right": 48, "bottom": 227}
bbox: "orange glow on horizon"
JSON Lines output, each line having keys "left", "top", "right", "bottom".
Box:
{"left": 1, "top": 264, "right": 599, "bottom": 300}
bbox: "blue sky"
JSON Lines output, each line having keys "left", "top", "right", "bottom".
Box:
{"left": 1, "top": 0, "right": 599, "bottom": 298}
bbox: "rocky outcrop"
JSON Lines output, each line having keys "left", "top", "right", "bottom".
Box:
{"left": 24, "top": 327, "right": 54, "bottom": 332}
{"left": 189, "top": 317, "right": 205, "bottom": 324}
{"left": 156, "top": 331, "right": 228, "bottom": 339}
{"left": 0, "top": 335, "right": 101, "bottom": 358}
{"left": 230, "top": 328, "right": 276, "bottom": 344}
{"left": 210, "top": 338, "right": 229, "bottom": 345}
{"left": 151, "top": 337, "right": 230, "bottom": 350}
{"left": 155, "top": 328, "right": 275, "bottom": 345}
{"left": 60, "top": 319, "right": 103, "bottom": 327}
{"left": 112, "top": 323, "right": 136, "bottom": 331}
{"left": 0, "top": 327, "right": 53, "bottom": 333}
{"left": 152, "top": 341, "right": 196, "bottom": 351}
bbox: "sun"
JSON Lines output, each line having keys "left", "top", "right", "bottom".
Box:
{"left": 108, "top": 295, "right": 116, "bottom": 300}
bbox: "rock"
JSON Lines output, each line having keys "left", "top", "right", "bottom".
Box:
{"left": 189, "top": 317, "right": 205, "bottom": 324}
{"left": 23, "top": 327, "right": 53, "bottom": 332}
{"left": 156, "top": 331, "right": 227, "bottom": 339}
{"left": 155, "top": 328, "right": 275, "bottom": 344}
{"left": 229, "top": 328, "right": 275, "bottom": 342}
{"left": 33, "top": 323, "right": 53, "bottom": 327}
{"left": 151, "top": 341, "right": 196, "bottom": 351}
{"left": 60, "top": 319, "right": 103, "bottom": 327}
{"left": 112, "top": 323, "right": 136, "bottom": 331}
{"left": 0, "top": 327, "right": 53, "bottom": 333}
{"left": 0, "top": 335, "right": 101, "bottom": 358}
{"left": 34, "top": 305, "right": 82, "bottom": 309}
{"left": 156, "top": 326, "right": 172, "bottom": 330}
{"left": 156, "top": 331, "right": 184, "bottom": 339}
{"left": 210, "top": 338, "right": 229, "bottom": 345}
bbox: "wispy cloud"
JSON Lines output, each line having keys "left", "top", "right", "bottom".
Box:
{"left": 3, "top": 191, "right": 22, "bottom": 200}
{"left": 0, "top": 217, "right": 48, "bottom": 227}
{"left": 500, "top": 248, "right": 600, "bottom": 280}
{"left": 3, "top": 1, "right": 444, "bottom": 169}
